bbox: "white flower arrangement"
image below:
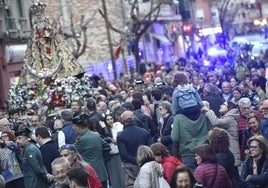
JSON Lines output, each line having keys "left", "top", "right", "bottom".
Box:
{"left": 8, "top": 74, "right": 93, "bottom": 114}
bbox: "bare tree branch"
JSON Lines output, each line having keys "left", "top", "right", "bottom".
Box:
{"left": 98, "top": 9, "right": 125, "bottom": 34}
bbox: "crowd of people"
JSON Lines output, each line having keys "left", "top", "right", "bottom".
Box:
{"left": 0, "top": 53, "right": 268, "bottom": 188}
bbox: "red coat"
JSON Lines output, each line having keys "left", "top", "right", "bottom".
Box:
{"left": 85, "top": 164, "right": 103, "bottom": 188}
{"left": 194, "top": 162, "right": 232, "bottom": 188}
{"left": 160, "top": 156, "right": 183, "bottom": 183}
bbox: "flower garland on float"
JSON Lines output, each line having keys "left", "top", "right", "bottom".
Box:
{"left": 8, "top": 75, "right": 93, "bottom": 115}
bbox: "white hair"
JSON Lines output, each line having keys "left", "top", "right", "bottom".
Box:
{"left": 238, "top": 97, "right": 251, "bottom": 107}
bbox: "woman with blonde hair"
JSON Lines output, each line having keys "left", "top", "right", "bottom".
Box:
{"left": 134, "top": 145, "right": 170, "bottom": 188}
{"left": 240, "top": 135, "right": 268, "bottom": 187}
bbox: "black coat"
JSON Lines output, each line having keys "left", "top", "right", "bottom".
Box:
{"left": 203, "top": 94, "right": 224, "bottom": 118}
{"left": 39, "top": 140, "right": 60, "bottom": 173}
{"left": 216, "top": 151, "right": 239, "bottom": 186}
{"left": 134, "top": 109, "right": 156, "bottom": 138}
{"left": 117, "top": 123, "right": 153, "bottom": 165}
{"left": 240, "top": 155, "right": 268, "bottom": 188}
{"left": 158, "top": 114, "right": 174, "bottom": 153}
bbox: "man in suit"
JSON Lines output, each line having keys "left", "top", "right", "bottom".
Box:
{"left": 73, "top": 113, "right": 108, "bottom": 188}
{"left": 35, "top": 126, "right": 60, "bottom": 173}
{"left": 117, "top": 111, "right": 153, "bottom": 187}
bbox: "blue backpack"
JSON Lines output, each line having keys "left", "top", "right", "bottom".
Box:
{"left": 177, "top": 89, "right": 198, "bottom": 109}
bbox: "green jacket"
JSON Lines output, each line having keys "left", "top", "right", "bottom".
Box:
{"left": 74, "top": 129, "right": 108, "bottom": 182}
{"left": 21, "top": 142, "right": 50, "bottom": 188}
{"left": 171, "top": 113, "right": 212, "bottom": 156}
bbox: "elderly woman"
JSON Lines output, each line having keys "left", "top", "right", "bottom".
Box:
{"left": 155, "top": 101, "right": 174, "bottom": 153}
{"left": 59, "top": 144, "right": 102, "bottom": 188}
{"left": 194, "top": 144, "right": 232, "bottom": 188}
{"left": 208, "top": 127, "right": 239, "bottom": 187}
{"left": 240, "top": 135, "right": 268, "bottom": 187}
{"left": 133, "top": 145, "right": 169, "bottom": 188}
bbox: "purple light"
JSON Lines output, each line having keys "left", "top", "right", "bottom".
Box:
{"left": 203, "top": 59, "right": 210, "bottom": 66}
{"left": 207, "top": 46, "right": 227, "bottom": 57}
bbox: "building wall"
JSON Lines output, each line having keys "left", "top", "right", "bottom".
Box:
{"left": 0, "top": 0, "right": 31, "bottom": 107}
{"left": 44, "top": 0, "right": 125, "bottom": 67}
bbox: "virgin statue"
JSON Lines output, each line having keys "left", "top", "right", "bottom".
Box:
{"left": 19, "top": 0, "right": 84, "bottom": 83}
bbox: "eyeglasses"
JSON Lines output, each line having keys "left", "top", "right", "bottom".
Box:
{"left": 249, "top": 145, "right": 259, "bottom": 150}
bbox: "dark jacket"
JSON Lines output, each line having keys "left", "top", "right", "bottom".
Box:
{"left": 61, "top": 122, "right": 76, "bottom": 144}
{"left": 117, "top": 123, "right": 153, "bottom": 165}
{"left": 158, "top": 114, "right": 174, "bottom": 153}
{"left": 240, "top": 156, "right": 268, "bottom": 188}
{"left": 260, "top": 119, "right": 268, "bottom": 141}
{"left": 39, "top": 140, "right": 60, "bottom": 173}
{"left": 203, "top": 94, "right": 224, "bottom": 118}
{"left": 21, "top": 142, "right": 50, "bottom": 188}
{"left": 88, "top": 111, "right": 104, "bottom": 121}
{"left": 134, "top": 109, "right": 154, "bottom": 136}
{"left": 216, "top": 151, "right": 239, "bottom": 186}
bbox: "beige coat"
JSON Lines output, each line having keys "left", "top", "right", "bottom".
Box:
{"left": 205, "top": 108, "right": 241, "bottom": 166}
{"left": 134, "top": 161, "right": 169, "bottom": 188}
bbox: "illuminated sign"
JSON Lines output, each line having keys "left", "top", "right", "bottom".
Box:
{"left": 199, "top": 26, "right": 222, "bottom": 36}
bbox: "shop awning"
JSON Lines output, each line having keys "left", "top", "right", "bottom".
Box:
{"left": 150, "top": 33, "right": 171, "bottom": 45}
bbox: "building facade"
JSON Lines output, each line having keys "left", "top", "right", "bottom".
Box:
{"left": 0, "top": 0, "right": 31, "bottom": 108}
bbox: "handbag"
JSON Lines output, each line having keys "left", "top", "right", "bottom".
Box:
{"left": 209, "top": 164, "right": 218, "bottom": 188}
{"left": 158, "top": 176, "right": 170, "bottom": 188}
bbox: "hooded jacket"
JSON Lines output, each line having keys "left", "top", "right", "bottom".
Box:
{"left": 205, "top": 108, "right": 241, "bottom": 166}
{"left": 160, "top": 156, "right": 183, "bottom": 183}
